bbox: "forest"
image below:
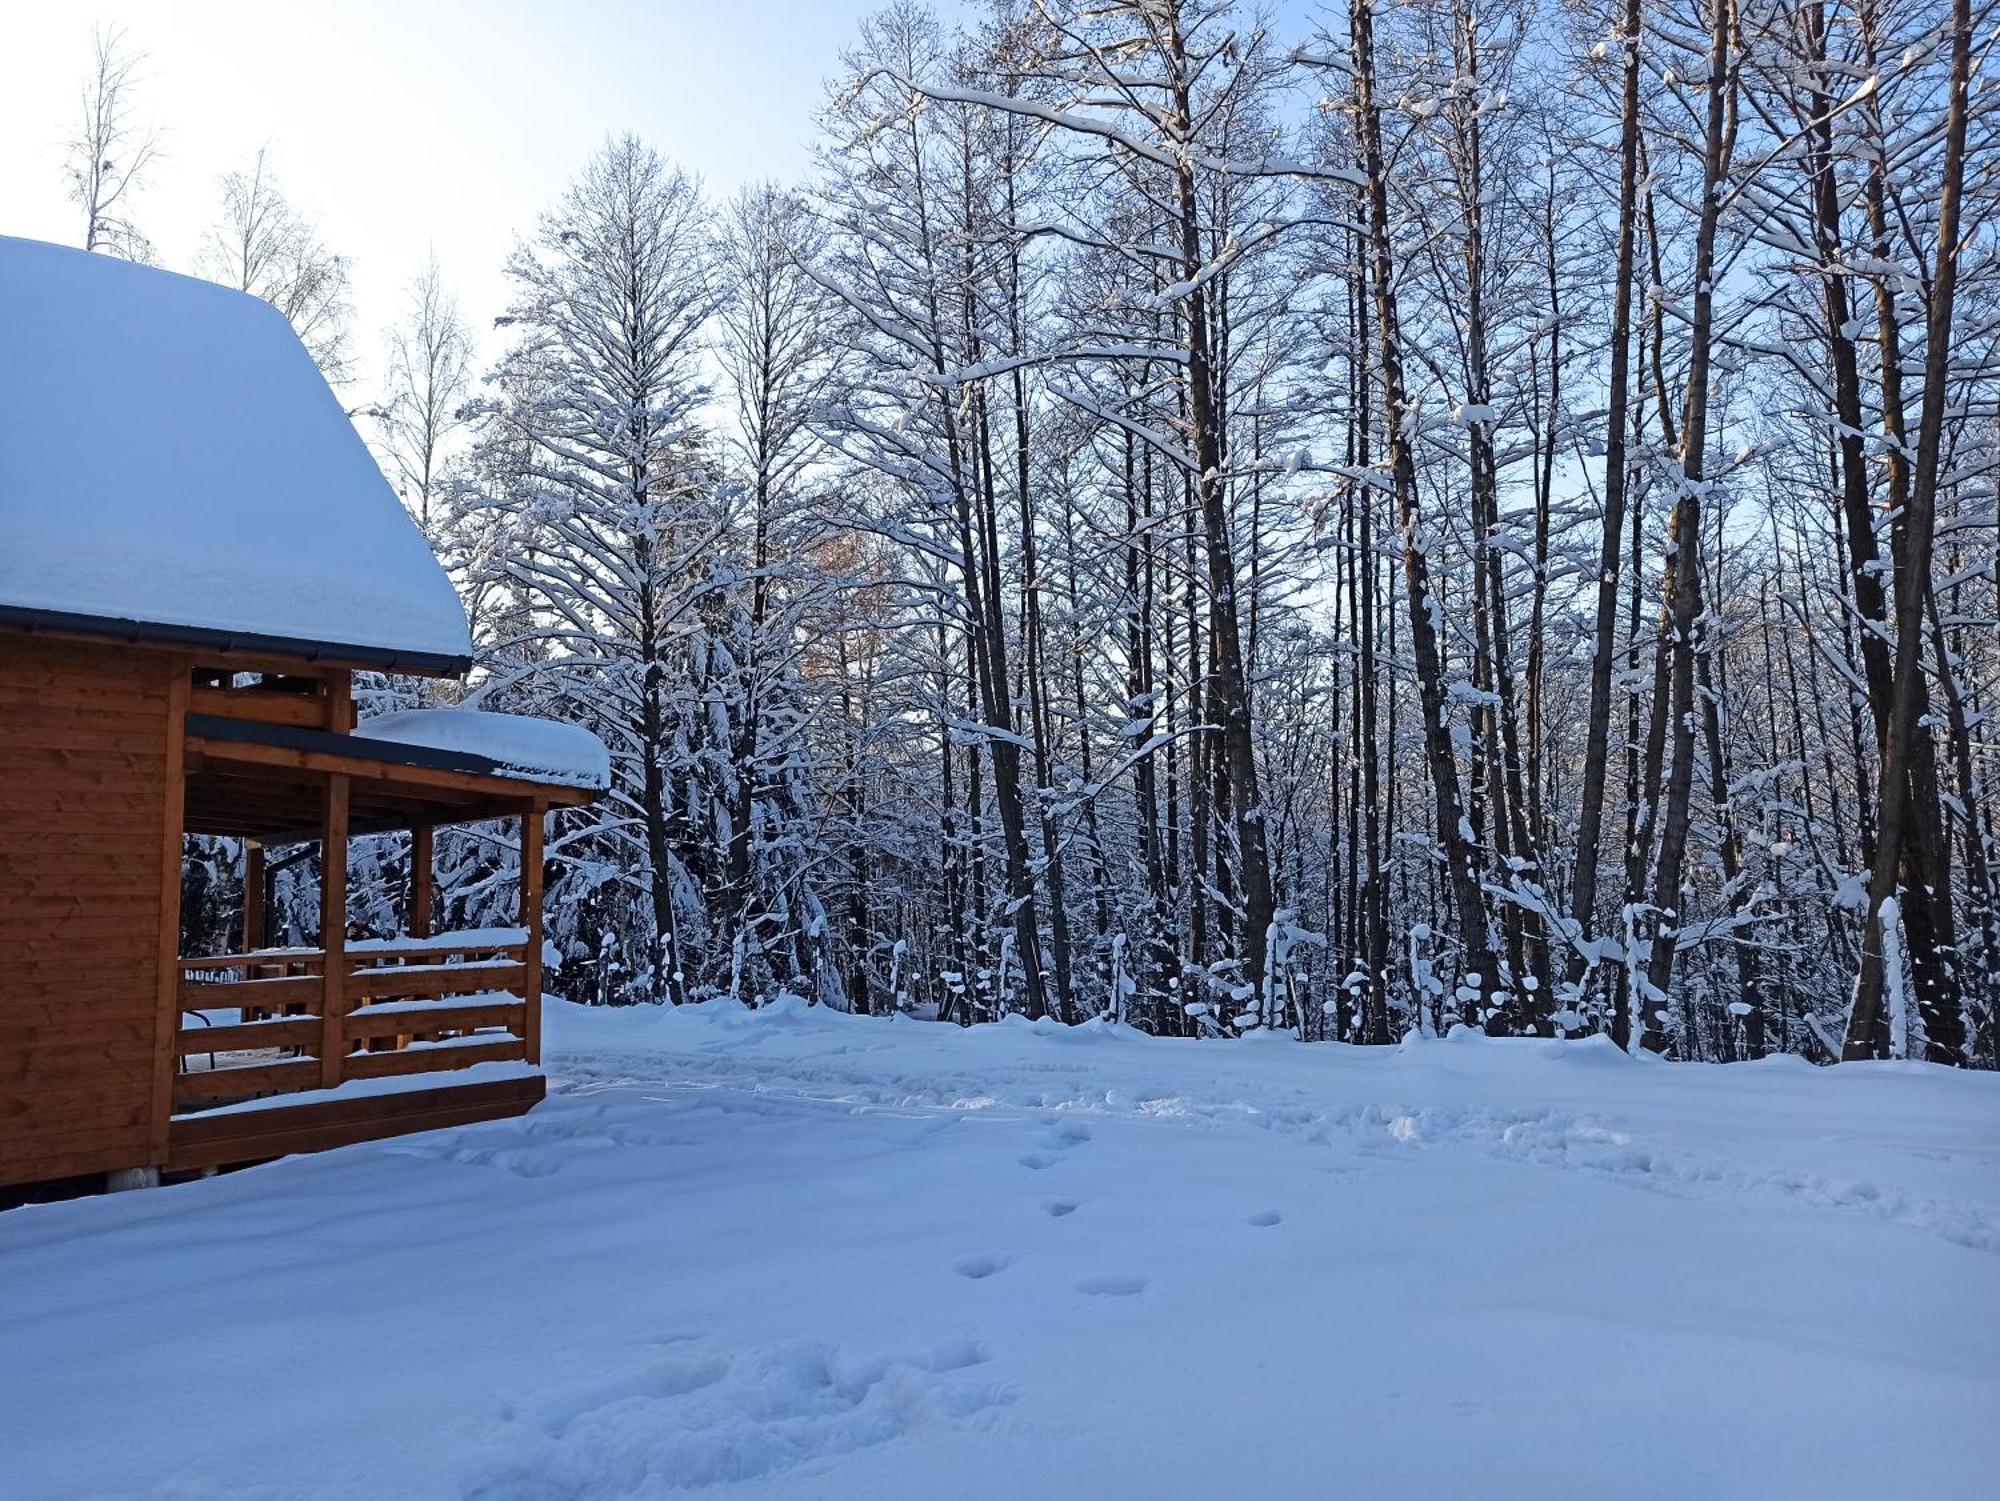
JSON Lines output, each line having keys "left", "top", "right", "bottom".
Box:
{"left": 66, "top": 0, "right": 1998, "bottom": 1067}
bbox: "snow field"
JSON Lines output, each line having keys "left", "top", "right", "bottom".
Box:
{"left": 0, "top": 998, "right": 1994, "bottom": 1499}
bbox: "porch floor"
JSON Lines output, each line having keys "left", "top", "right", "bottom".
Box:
{"left": 166, "top": 1066, "right": 545, "bottom": 1173}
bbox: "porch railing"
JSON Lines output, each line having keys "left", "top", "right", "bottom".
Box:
{"left": 174, "top": 928, "right": 534, "bottom": 1114}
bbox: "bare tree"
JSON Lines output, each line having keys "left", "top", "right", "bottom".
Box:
{"left": 1342, "top": 0, "right": 1502, "bottom": 1019}
{"left": 1844, "top": 0, "right": 1976, "bottom": 1062}
{"left": 377, "top": 256, "right": 473, "bottom": 536}
{"left": 198, "top": 147, "right": 354, "bottom": 381}
{"left": 902, "top": 0, "right": 1354, "bottom": 1003}
{"left": 65, "top": 26, "right": 161, "bottom": 261}
{"left": 1565, "top": 0, "right": 1645, "bottom": 1036}
{"left": 1634, "top": 0, "right": 1741, "bottom": 1048}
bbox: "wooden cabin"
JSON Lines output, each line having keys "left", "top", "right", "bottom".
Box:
{"left": 0, "top": 236, "right": 606, "bottom": 1192}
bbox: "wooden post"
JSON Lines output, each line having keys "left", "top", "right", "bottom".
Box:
{"left": 318, "top": 775, "right": 349, "bottom": 1088}
{"left": 242, "top": 841, "right": 266, "bottom": 952}
{"left": 326, "top": 671, "right": 354, "bottom": 732}
{"left": 149, "top": 663, "right": 190, "bottom": 1169}
{"left": 519, "top": 803, "right": 545, "bottom": 1066}
{"left": 408, "top": 824, "right": 433, "bottom": 939}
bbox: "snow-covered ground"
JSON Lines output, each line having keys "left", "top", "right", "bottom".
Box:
{"left": 4, "top": 1001, "right": 1996, "bottom": 1500}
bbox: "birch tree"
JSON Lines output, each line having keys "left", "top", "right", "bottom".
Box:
{"left": 377, "top": 256, "right": 473, "bottom": 538}
{"left": 65, "top": 25, "right": 159, "bottom": 262}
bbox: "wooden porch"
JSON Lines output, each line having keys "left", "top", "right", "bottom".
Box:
{"left": 170, "top": 926, "right": 546, "bottom": 1171}
{"left": 162, "top": 677, "right": 589, "bottom": 1174}
{"left": 0, "top": 244, "right": 609, "bottom": 1196}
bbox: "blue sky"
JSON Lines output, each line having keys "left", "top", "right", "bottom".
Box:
{"left": 2, "top": 1, "right": 1345, "bottom": 394}
{"left": 0, "top": 1, "right": 971, "bottom": 387}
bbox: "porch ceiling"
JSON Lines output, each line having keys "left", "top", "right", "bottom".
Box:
{"left": 182, "top": 759, "right": 538, "bottom": 841}
{"left": 182, "top": 713, "right": 592, "bottom": 844}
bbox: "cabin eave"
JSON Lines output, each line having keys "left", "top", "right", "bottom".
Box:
{"left": 0, "top": 606, "right": 474, "bottom": 680}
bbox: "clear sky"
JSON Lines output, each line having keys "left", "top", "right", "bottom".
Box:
{"left": 0, "top": 0, "right": 968, "bottom": 391}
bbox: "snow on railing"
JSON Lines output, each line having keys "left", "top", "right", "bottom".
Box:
{"left": 174, "top": 930, "right": 536, "bottom": 1114}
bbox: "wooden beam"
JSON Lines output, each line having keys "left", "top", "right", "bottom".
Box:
{"left": 318, "top": 775, "right": 349, "bottom": 1089}
{"left": 166, "top": 1074, "right": 544, "bottom": 1173}
{"left": 175, "top": 1016, "right": 321, "bottom": 1054}
{"left": 179, "top": 952, "right": 324, "bottom": 974}
{"left": 344, "top": 1037, "right": 525, "bottom": 1081}
{"left": 344, "top": 1000, "right": 523, "bottom": 1041}
{"left": 174, "top": 1058, "right": 322, "bottom": 1111}
{"left": 184, "top": 772, "right": 514, "bottom": 843}
{"left": 149, "top": 659, "right": 190, "bottom": 1170}
{"left": 345, "top": 961, "right": 526, "bottom": 1001}
{"left": 184, "top": 734, "right": 596, "bottom": 805}
{"left": 179, "top": 973, "right": 323, "bottom": 1008}
{"left": 189, "top": 685, "right": 329, "bottom": 729}
{"left": 242, "top": 841, "right": 266, "bottom": 951}
{"left": 409, "top": 824, "right": 433, "bottom": 939}
{"left": 520, "top": 805, "right": 545, "bottom": 1066}
{"left": 344, "top": 939, "right": 524, "bottom": 966}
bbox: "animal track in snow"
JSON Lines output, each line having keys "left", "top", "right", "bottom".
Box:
{"left": 953, "top": 1251, "right": 1016, "bottom": 1280}
{"left": 1043, "top": 1200, "right": 1079, "bottom": 1218}
{"left": 1246, "top": 1209, "right": 1283, "bottom": 1227}
{"left": 1076, "top": 1274, "right": 1148, "bottom": 1297}
{"left": 1019, "top": 1118, "right": 1093, "bottom": 1175}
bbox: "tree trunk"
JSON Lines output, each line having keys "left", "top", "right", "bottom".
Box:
{"left": 1568, "top": 0, "right": 1644, "bottom": 998}
{"left": 1640, "top": 0, "right": 1736, "bottom": 1046}
{"left": 1845, "top": 0, "right": 1972, "bottom": 1064}
{"left": 1352, "top": 0, "right": 1496, "bottom": 1012}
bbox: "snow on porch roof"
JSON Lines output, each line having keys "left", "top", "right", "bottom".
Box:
{"left": 0, "top": 236, "right": 473, "bottom": 673}
{"left": 355, "top": 709, "right": 612, "bottom": 792}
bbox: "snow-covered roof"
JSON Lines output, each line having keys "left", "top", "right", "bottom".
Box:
{"left": 0, "top": 236, "right": 473, "bottom": 671}
{"left": 356, "top": 709, "right": 611, "bottom": 791}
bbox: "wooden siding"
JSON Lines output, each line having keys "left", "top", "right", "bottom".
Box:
{"left": 2, "top": 635, "right": 573, "bottom": 1192}
{"left": 0, "top": 637, "right": 181, "bottom": 1187}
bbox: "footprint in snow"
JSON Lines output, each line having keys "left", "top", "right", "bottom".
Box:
{"left": 467, "top": 1337, "right": 1010, "bottom": 1498}
{"left": 1246, "top": 1209, "right": 1283, "bottom": 1228}
{"left": 953, "top": 1252, "right": 1016, "bottom": 1280}
{"left": 1019, "top": 1152, "right": 1058, "bottom": 1170}
{"left": 536, "top": 1353, "right": 730, "bottom": 1437}
{"left": 1076, "top": 1274, "right": 1148, "bottom": 1297}
{"left": 1043, "top": 1200, "right": 1079, "bottom": 1218}
{"left": 395, "top": 1141, "right": 566, "bottom": 1180}
{"left": 922, "top": 1337, "right": 992, "bottom": 1372}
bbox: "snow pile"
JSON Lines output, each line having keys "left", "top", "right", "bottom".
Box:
{"left": 0, "top": 236, "right": 471, "bottom": 664}
{"left": 357, "top": 708, "right": 611, "bottom": 790}
{"left": 1, "top": 1001, "right": 1994, "bottom": 1499}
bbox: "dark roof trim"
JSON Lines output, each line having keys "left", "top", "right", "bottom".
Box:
{"left": 0, "top": 603, "right": 473, "bottom": 678}
{"left": 186, "top": 712, "right": 524, "bottom": 784}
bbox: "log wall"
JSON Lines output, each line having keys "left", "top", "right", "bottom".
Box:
{"left": 0, "top": 636, "right": 182, "bottom": 1186}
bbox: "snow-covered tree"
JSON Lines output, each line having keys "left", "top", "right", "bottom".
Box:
{"left": 462, "top": 135, "right": 727, "bottom": 1004}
